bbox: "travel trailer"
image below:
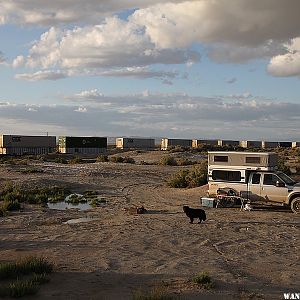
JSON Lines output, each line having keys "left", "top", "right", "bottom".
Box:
{"left": 207, "top": 151, "right": 300, "bottom": 213}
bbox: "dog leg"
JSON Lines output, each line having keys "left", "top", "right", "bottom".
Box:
{"left": 198, "top": 218, "right": 202, "bottom": 224}
{"left": 190, "top": 217, "right": 194, "bottom": 224}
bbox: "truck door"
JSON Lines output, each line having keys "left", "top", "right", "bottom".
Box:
{"left": 248, "top": 172, "right": 263, "bottom": 201}
{"left": 261, "top": 173, "right": 289, "bottom": 203}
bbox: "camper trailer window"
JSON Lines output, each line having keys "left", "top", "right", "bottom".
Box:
{"left": 214, "top": 156, "right": 228, "bottom": 162}
{"left": 246, "top": 157, "right": 261, "bottom": 164}
{"left": 212, "top": 170, "right": 241, "bottom": 181}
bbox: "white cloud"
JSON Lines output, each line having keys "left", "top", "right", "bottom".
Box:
{"left": 131, "top": 1, "right": 300, "bottom": 48}
{"left": 1, "top": 93, "right": 300, "bottom": 140}
{"left": 8, "top": 0, "right": 300, "bottom": 79}
{"left": 15, "top": 70, "right": 67, "bottom": 81}
{"left": 0, "top": 0, "right": 186, "bottom": 26}
{"left": 12, "top": 18, "right": 199, "bottom": 79}
{"left": 267, "top": 38, "right": 300, "bottom": 77}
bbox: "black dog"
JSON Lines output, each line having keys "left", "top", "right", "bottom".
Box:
{"left": 183, "top": 205, "right": 206, "bottom": 224}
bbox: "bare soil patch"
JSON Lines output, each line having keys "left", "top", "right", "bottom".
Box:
{"left": 0, "top": 159, "right": 299, "bottom": 299}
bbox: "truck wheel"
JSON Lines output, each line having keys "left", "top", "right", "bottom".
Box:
{"left": 290, "top": 197, "right": 300, "bottom": 214}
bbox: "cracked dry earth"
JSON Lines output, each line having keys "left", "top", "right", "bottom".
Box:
{"left": 0, "top": 161, "right": 299, "bottom": 299}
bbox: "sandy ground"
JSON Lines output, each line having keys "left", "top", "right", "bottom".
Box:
{"left": 0, "top": 156, "right": 299, "bottom": 300}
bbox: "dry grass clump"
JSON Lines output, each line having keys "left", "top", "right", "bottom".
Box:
{"left": 0, "top": 256, "right": 53, "bottom": 298}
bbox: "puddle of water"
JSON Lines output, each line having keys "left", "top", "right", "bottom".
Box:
{"left": 47, "top": 194, "right": 108, "bottom": 211}
{"left": 63, "top": 217, "right": 100, "bottom": 224}
{"left": 47, "top": 202, "right": 92, "bottom": 211}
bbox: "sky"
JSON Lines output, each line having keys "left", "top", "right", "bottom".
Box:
{"left": 0, "top": 0, "right": 300, "bottom": 141}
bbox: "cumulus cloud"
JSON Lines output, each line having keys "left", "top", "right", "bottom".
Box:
{"left": 131, "top": 0, "right": 300, "bottom": 48}
{"left": 267, "top": 38, "right": 300, "bottom": 77}
{"left": 15, "top": 70, "right": 67, "bottom": 81}
{"left": 8, "top": 0, "right": 300, "bottom": 78}
{"left": 1, "top": 93, "right": 300, "bottom": 140}
{"left": 12, "top": 18, "right": 199, "bottom": 79}
{"left": 0, "top": 0, "right": 186, "bottom": 26}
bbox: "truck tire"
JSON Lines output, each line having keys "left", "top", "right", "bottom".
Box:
{"left": 290, "top": 197, "right": 300, "bottom": 214}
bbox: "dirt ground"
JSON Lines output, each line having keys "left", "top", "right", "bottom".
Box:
{"left": 0, "top": 154, "right": 299, "bottom": 300}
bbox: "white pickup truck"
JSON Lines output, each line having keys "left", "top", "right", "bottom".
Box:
{"left": 208, "top": 151, "right": 300, "bottom": 213}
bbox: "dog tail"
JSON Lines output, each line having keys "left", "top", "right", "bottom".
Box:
{"left": 203, "top": 211, "right": 207, "bottom": 221}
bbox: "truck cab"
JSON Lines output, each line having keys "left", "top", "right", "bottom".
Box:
{"left": 208, "top": 151, "right": 300, "bottom": 213}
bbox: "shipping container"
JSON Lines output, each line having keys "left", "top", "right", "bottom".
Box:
{"left": 161, "top": 138, "right": 192, "bottom": 150}
{"left": 0, "top": 135, "right": 56, "bottom": 156}
{"left": 239, "top": 140, "right": 262, "bottom": 148}
{"left": 218, "top": 140, "right": 240, "bottom": 147}
{"left": 292, "top": 142, "right": 300, "bottom": 148}
{"left": 192, "top": 139, "right": 219, "bottom": 148}
{"left": 278, "top": 141, "right": 292, "bottom": 148}
{"left": 115, "top": 137, "right": 155, "bottom": 149}
{"left": 262, "top": 141, "right": 278, "bottom": 149}
{"left": 58, "top": 136, "right": 107, "bottom": 154}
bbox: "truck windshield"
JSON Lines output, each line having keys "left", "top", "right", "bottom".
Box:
{"left": 277, "top": 172, "right": 296, "bottom": 185}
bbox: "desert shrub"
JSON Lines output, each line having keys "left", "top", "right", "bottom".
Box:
{"left": 54, "top": 157, "right": 68, "bottom": 164}
{"left": 2, "top": 200, "right": 21, "bottom": 211}
{"left": 69, "top": 156, "right": 83, "bottom": 164}
{"left": 277, "top": 157, "right": 291, "bottom": 175}
{"left": 192, "top": 271, "right": 214, "bottom": 289}
{"left": 167, "top": 170, "right": 189, "bottom": 188}
{"left": 176, "top": 158, "right": 196, "bottom": 166}
{"left": 0, "top": 183, "right": 69, "bottom": 205}
{"left": 109, "top": 156, "right": 124, "bottom": 163}
{"left": 167, "top": 161, "right": 207, "bottom": 188}
{"left": 109, "top": 156, "right": 135, "bottom": 164}
{"left": 185, "top": 162, "right": 207, "bottom": 188}
{"left": 160, "top": 156, "right": 177, "bottom": 166}
{"left": 168, "top": 146, "right": 189, "bottom": 153}
{"left": 123, "top": 157, "right": 135, "bottom": 164}
{"left": 97, "top": 155, "right": 109, "bottom": 162}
